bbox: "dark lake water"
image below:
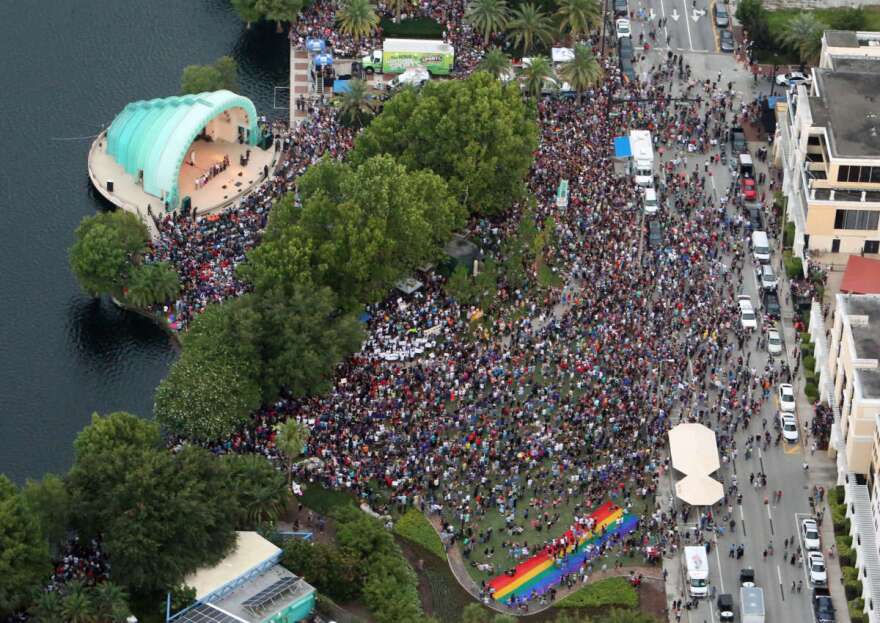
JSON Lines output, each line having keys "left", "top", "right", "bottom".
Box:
{"left": 0, "top": 0, "right": 288, "bottom": 482}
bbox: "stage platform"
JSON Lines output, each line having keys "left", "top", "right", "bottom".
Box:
{"left": 88, "top": 132, "right": 277, "bottom": 235}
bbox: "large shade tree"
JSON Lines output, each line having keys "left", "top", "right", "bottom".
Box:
{"left": 465, "top": 0, "right": 510, "bottom": 42}
{"left": 351, "top": 71, "right": 538, "bottom": 216}
{"left": 506, "top": 3, "right": 555, "bottom": 54}
{"left": 180, "top": 56, "right": 239, "bottom": 94}
{"left": 69, "top": 211, "right": 149, "bottom": 298}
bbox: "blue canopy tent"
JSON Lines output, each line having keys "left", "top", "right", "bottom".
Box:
{"left": 333, "top": 80, "right": 352, "bottom": 94}
{"left": 306, "top": 38, "right": 325, "bottom": 53}
{"left": 313, "top": 53, "right": 333, "bottom": 66}
{"left": 613, "top": 136, "right": 632, "bottom": 159}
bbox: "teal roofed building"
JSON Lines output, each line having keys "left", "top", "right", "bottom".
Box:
{"left": 89, "top": 90, "right": 275, "bottom": 226}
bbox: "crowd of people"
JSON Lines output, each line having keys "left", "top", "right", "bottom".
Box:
{"left": 191, "top": 153, "right": 231, "bottom": 191}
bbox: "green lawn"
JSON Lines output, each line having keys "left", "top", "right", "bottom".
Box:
{"left": 556, "top": 577, "right": 639, "bottom": 609}
{"left": 394, "top": 508, "right": 448, "bottom": 561}
{"left": 380, "top": 16, "right": 444, "bottom": 39}
{"left": 299, "top": 484, "right": 358, "bottom": 516}
{"left": 759, "top": 6, "right": 880, "bottom": 64}
{"left": 538, "top": 262, "right": 563, "bottom": 288}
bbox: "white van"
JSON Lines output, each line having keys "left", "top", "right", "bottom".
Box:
{"left": 751, "top": 230, "right": 770, "bottom": 263}
{"left": 685, "top": 546, "right": 710, "bottom": 597}
{"left": 644, "top": 187, "right": 659, "bottom": 215}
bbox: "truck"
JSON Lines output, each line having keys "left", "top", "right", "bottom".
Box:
{"left": 741, "top": 586, "right": 765, "bottom": 623}
{"left": 360, "top": 39, "right": 454, "bottom": 75}
{"left": 684, "top": 546, "right": 709, "bottom": 598}
{"left": 388, "top": 66, "right": 430, "bottom": 89}
{"left": 629, "top": 130, "right": 654, "bottom": 187}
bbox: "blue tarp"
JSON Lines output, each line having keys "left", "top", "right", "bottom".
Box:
{"left": 313, "top": 53, "right": 333, "bottom": 66}
{"left": 767, "top": 96, "right": 784, "bottom": 107}
{"left": 613, "top": 136, "right": 632, "bottom": 158}
{"left": 333, "top": 79, "right": 352, "bottom": 93}
{"left": 306, "top": 38, "right": 326, "bottom": 53}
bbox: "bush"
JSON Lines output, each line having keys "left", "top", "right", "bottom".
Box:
{"left": 803, "top": 356, "right": 817, "bottom": 374}
{"left": 838, "top": 535, "right": 856, "bottom": 567}
{"left": 393, "top": 509, "right": 447, "bottom": 561}
{"left": 831, "top": 485, "right": 846, "bottom": 507}
{"left": 800, "top": 342, "right": 815, "bottom": 358}
{"left": 783, "top": 221, "right": 795, "bottom": 249}
{"left": 556, "top": 577, "right": 639, "bottom": 609}
{"left": 380, "top": 16, "right": 444, "bottom": 38}
{"left": 783, "top": 251, "right": 804, "bottom": 279}
{"left": 282, "top": 539, "right": 364, "bottom": 602}
{"left": 828, "top": 7, "right": 866, "bottom": 30}
{"left": 299, "top": 485, "right": 357, "bottom": 516}
{"left": 804, "top": 382, "right": 820, "bottom": 403}
{"left": 845, "top": 576, "right": 863, "bottom": 601}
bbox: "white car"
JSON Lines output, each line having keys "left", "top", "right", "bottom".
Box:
{"left": 738, "top": 295, "right": 757, "bottom": 330}
{"left": 775, "top": 71, "right": 811, "bottom": 87}
{"left": 778, "top": 383, "right": 795, "bottom": 413}
{"left": 760, "top": 264, "right": 778, "bottom": 290}
{"left": 802, "top": 518, "right": 821, "bottom": 550}
{"left": 807, "top": 551, "right": 827, "bottom": 586}
{"left": 644, "top": 187, "right": 659, "bottom": 215}
{"left": 767, "top": 328, "right": 783, "bottom": 355}
{"left": 780, "top": 413, "right": 798, "bottom": 442}
{"left": 616, "top": 18, "right": 631, "bottom": 39}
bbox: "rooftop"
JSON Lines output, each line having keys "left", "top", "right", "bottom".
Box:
{"left": 831, "top": 57, "right": 880, "bottom": 72}
{"left": 825, "top": 30, "right": 860, "bottom": 48}
{"left": 814, "top": 69, "right": 880, "bottom": 157}
{"left": 184, "top": 532, "right": 281, "bottom": 600}
{"left": 855, "top": 368, "right": 880, "bottom": 400}
{"left": 210, "top": 564, "right": 313, "bottom": 623}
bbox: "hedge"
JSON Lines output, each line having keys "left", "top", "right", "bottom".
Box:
{"left": 784, "top": 251, "right": 804, "bottom": 279}
{"left": 838, "top": 535, "right": 856, "bottom": 567}
{"left": 380, "top": 16, "right": 444, "bottom": 38}
{"left": 831, "top": 485, "right": 845, "bottom": 507}
{"left": 850, "top": 599, "right": 869, "bottom": 623}
{"left": 783, "top": 221, "right": 795, "bottom": 249}
{"left": 393, "top": 508, "right": 447, "bottom": 561}
{"left": 556, "top": 577, "right": 639, "bottom": 609}
{"left": 803, "top": 356, "right": 817, "bottom": 374}
{"left": 804, "top": 382, "right": 819, "bottom": 403}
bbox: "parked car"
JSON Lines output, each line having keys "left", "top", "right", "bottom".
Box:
{"left": 618, "top": 37, "right": 634, "bottom": 63}
{"left": 767, "top": 328, "right": 783, "bottom": 355}
{"left": 813, "top": 588, "right": 835, "bottom": 623}
{"left": 730, "top": 126, "right": 747, "bottom": 153}
{"left": 644, "top": 187, "right": 659, "bottom": 215}
{"left": 714, "top": 2, "right": 729, "bottom": 27}
{"left": 807, "top": 551, "right": 827, "bottom": 586}
{"left": 616, "top": 18, "right": 632, "bottom": 39}
{"left": 780, "top": 413, "right": 798, "bottom": 442}
{"left": 739, "top": 568, "right": 756, "bottom": 587}
{"left": 776, "top": 71, "right": 811, "bottom": 87}
{"left": 614, "top": 0, "right": 628, "bottom": 16}
{"left": 648, "top": 219, "right": 662, "bottom": 249}
{"left": 740, "top": 177, "right": 757, "bottom": 201}
{"left": 763, "top": 290, "right": 780, "bottom": 319}
{"left": 620, "top": 56, "right": 636, "bottom": 82}
{"left": 778, "top": 383, "right": 795, "bottom": 413}
{"left": 717, "top": 593, "right": 734, "bottom": 622}
{"left": 747, "top": 205, "right": 764, "bottom": 230}
{"left": 802, "top": 518, "right": 821, "bottom": 550}
{"left": 720, "top": 29, "right": 735, "bottom": 52}
{"left": 738, "top": 295, "right": 757, "bottom": 329}
{"left": 760, "top": 264, "right": 778, "bottom": 290}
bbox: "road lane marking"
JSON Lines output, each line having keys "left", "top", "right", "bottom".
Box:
{"left": 778, "top": 564, "right": 785, "bottom": 601}
{"left": 681, "top": 0, "right": 694, "bottom": 50}
{"left": 714, "top": 534, "right": 726, "bottom": 593}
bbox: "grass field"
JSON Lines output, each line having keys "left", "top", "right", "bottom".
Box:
{"left": 757, "top": 7, "right": 880, "bottom": 64}
{"left": 380, "top": 16, "right": 444, "bottom": 39}
{"left": 556, "top": 577, "right": 639, "bottom": 609}
{"left": 394, "top": 508, "right": 448, "bottom": 561}
{"left": 299, "top": 484, "right": 358, "bottom": 516}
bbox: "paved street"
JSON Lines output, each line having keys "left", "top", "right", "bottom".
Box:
{"left": 630, "top": 0, "right": 718, "bottom": 52}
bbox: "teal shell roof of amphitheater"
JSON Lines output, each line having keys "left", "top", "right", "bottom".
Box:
{"left": 105, "top": 90, "right": 258, "bottom": 207}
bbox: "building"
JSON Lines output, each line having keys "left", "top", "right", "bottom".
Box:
{"left": 88, "top": 90, "right": 277, "bottom": 231}
{"left": 775, "top": 31, "right": 880, "bottom": 258}
{"left": 168, "top": 532, "right": 316, "bottom": 623}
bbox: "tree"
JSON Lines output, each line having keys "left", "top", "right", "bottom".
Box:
{"left": 557, "top": 43, "right": 602, "bottom": 101}
{"left": 473, "top": 258, "right": 498, "bottom": 308}
{"left": 29, "top": 590, "right": 64, "bottom": 623}
{"left": 445, "top": 264, "right": 477, "bottom": 305}
{"left": 231, "top": 0, "right": 262, "bottom": 27}
{"left": 124, "top": 262, "right": 180, "bottom": 309}
{"left": 506, "top": 3, "right": 555, "bottom": 54}
{"left": 69, "top": 421, "right": 238, "bottom": 596}
{"left": 69, "top": 211, "right": 149, "bottom": 298}
{"left": 351, "top": 72, "right": 539, "bottom": 216}
{"left": 338, "top": 78, "right": 376, "bottom": 128}
{"left": 478, "top": 47, "right": 512, "bottom": 79}
{"left": 255, "top": 0, "right": 304, "bottom": 31}
{"left": 336, "top": 0, "right": 380, "bottom": 40}
{"left": 0, "top": 476, "right": 51, "bottom": 616}
{"left": 281, "top": 539, "right": 363, "bottom": 602}
{"left": 20, "top": 473, "right": 70, "bottom": 550}
{"left": 61, "top": 582, "right": 96, "bottom": 623}
{"left": 386, "top": 0, "right": 409, "bottom": 23}
{"left": 828, "top": 6, "right": 865, "bottom": 30}
{"left": 180, "top": 56, "right": 239, "bottom": 94}
{"left": 556, "top": 0, "right": 600, "bottom": 40}
{"left": 600, "top": 609, "right": 656, "bottom": 623}
{"left": 275, "top": 419, "right": 311, "bottom": 483}
{"left": 91, "top": 582, "right": 130, "bottom": 623}
{"left": 522, "top": 55, "right": 555, "bottom": 98}
{"left": 735, "top": 0, "right": 770, "bottom": 49}
{"left": 154, "top": 350, "right": 262, "bottom": 441}
{"left": 465, "top": 0, "right": 510, "bottom": 42}
{"left": 778, "top": 12, "right": 826, "bottom": 66}
{"left": 223, "top": 454, "right": 289, "bottom": 529}
{"left": 462, "top": 603, "right": 492, "bottom": 623}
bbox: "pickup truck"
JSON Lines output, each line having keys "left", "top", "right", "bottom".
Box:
{"left": 813, "top": 587, "right": 836, "bottom": 623}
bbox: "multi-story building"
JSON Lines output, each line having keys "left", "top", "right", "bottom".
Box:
{"left": 775, "top": 31, "right": 880, "bottom": 258}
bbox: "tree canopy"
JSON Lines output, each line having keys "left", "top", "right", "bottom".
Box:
{"left": 20, "top": 473, "right": 71, "bottom": 551}
{"left": 0, "top": 476, "right": 51, "bottom": 616}
{"left": 351, "top": 72, "right": 538, "bottom": 217}
{"left": 69, "top": 211, "right": 149, "bottom": 298}
{"left": 180, "top": 56, "right": 239, "bottom": 95}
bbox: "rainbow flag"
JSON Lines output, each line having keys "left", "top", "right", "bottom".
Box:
{"left": 486, "top": 502, "right": 639, "bottom": 602}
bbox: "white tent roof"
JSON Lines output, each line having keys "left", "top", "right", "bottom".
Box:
{"left": 668, "top": 423, "right": 720, "bottom": 475}
{"left": 675, "top": 475, "right": 724, "bottom": 506}
{"left": 184, "top": 532, "right": 281, "bottom": 600}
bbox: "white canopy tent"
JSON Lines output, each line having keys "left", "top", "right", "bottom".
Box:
{"left": 675, "top": 475, "right": 724, "bottom": 506}
{"left": 668, "top": 423, "right": 720, "bottom": 476}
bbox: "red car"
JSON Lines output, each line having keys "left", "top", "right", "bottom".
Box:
{"left": 740, "top": 177, "right": 757, "bottom": 201}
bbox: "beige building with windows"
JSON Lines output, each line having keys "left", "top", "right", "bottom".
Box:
{"left": 775, "top": 31, "right": 880, "bottom": 258}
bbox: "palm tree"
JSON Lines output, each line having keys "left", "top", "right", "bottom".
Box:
{"left": 336, "top": 0, "right": 380, "bottom": 41}
{"left": 30, "top": 590, "right": 65, "bottom": 623}
{"left": 91, "top": 582, "right": 130, "bottom": 623}
{"left": 275, "top": 419, "right": 310, "bottom": 484}
{"left": 522, "top": 55, "right": 555, "bottom": 98}
{"left": 226, "top": 454, "right": 289, "bottom": 528}
{"left": 478, "top": 47, "right": 513, "bottom": 79}
{"left": 124, "top": 262, "right": 180, "bottom": 308}
{"left": 778, "top": 12, "right": 826, "bottom": 66}
{"left": 61, "top": 582, "right": 96, "bottom": 623}
{"left": 506, "top": 3, "right": 555, "bottom": 54}
{"left": 386, "top": 0, "right": 409, "bottom": 23}
{"left": 557, "top": 43, "right": 602, "bottom": 101}
{"left": 556, "top": 0, "right": 600, "bottom": 41}
{"left": 338, "top": 79, "right": 376, "bottom": 128}
{"left": 465, "top": 0, "right": 511, "bottom": 42}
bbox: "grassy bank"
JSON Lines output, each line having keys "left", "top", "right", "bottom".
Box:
{"left": 556, "top": 577, "right": 639, "bottom": 609}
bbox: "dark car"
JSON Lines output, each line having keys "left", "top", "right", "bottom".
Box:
{"left": 614, "top": 0, "right": 628, "bottom": 16}
{"left": 730, "top": 126, "right": 747, "bottom": 154}
{"left": 620, "top": 56, "right": 636, "bottom": 82}
{"left": 648, "top": 219, "right": 662, "bottom": 248}
{"left": 813, "top": 588, "right": 836, "bottom": 623}
{"left": 763, "top": 290, "right": 781, "bottom": 319}
{"left": 618, "top": 37, "right": 634, "bottom": 63}
{"left": 714, "top": 2, "right": 729, "bottom": 27}
{"left": 717, "top": 593, "right": 734, "bottom": 622}
{"left": 747, "top": 205, "right": 765, "bottom": 230}
{"left": 740, "top": 568, "right": 755, "bottom": 586}
{"left": 720, "top": 29, "right": 735, "bottom": 53}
